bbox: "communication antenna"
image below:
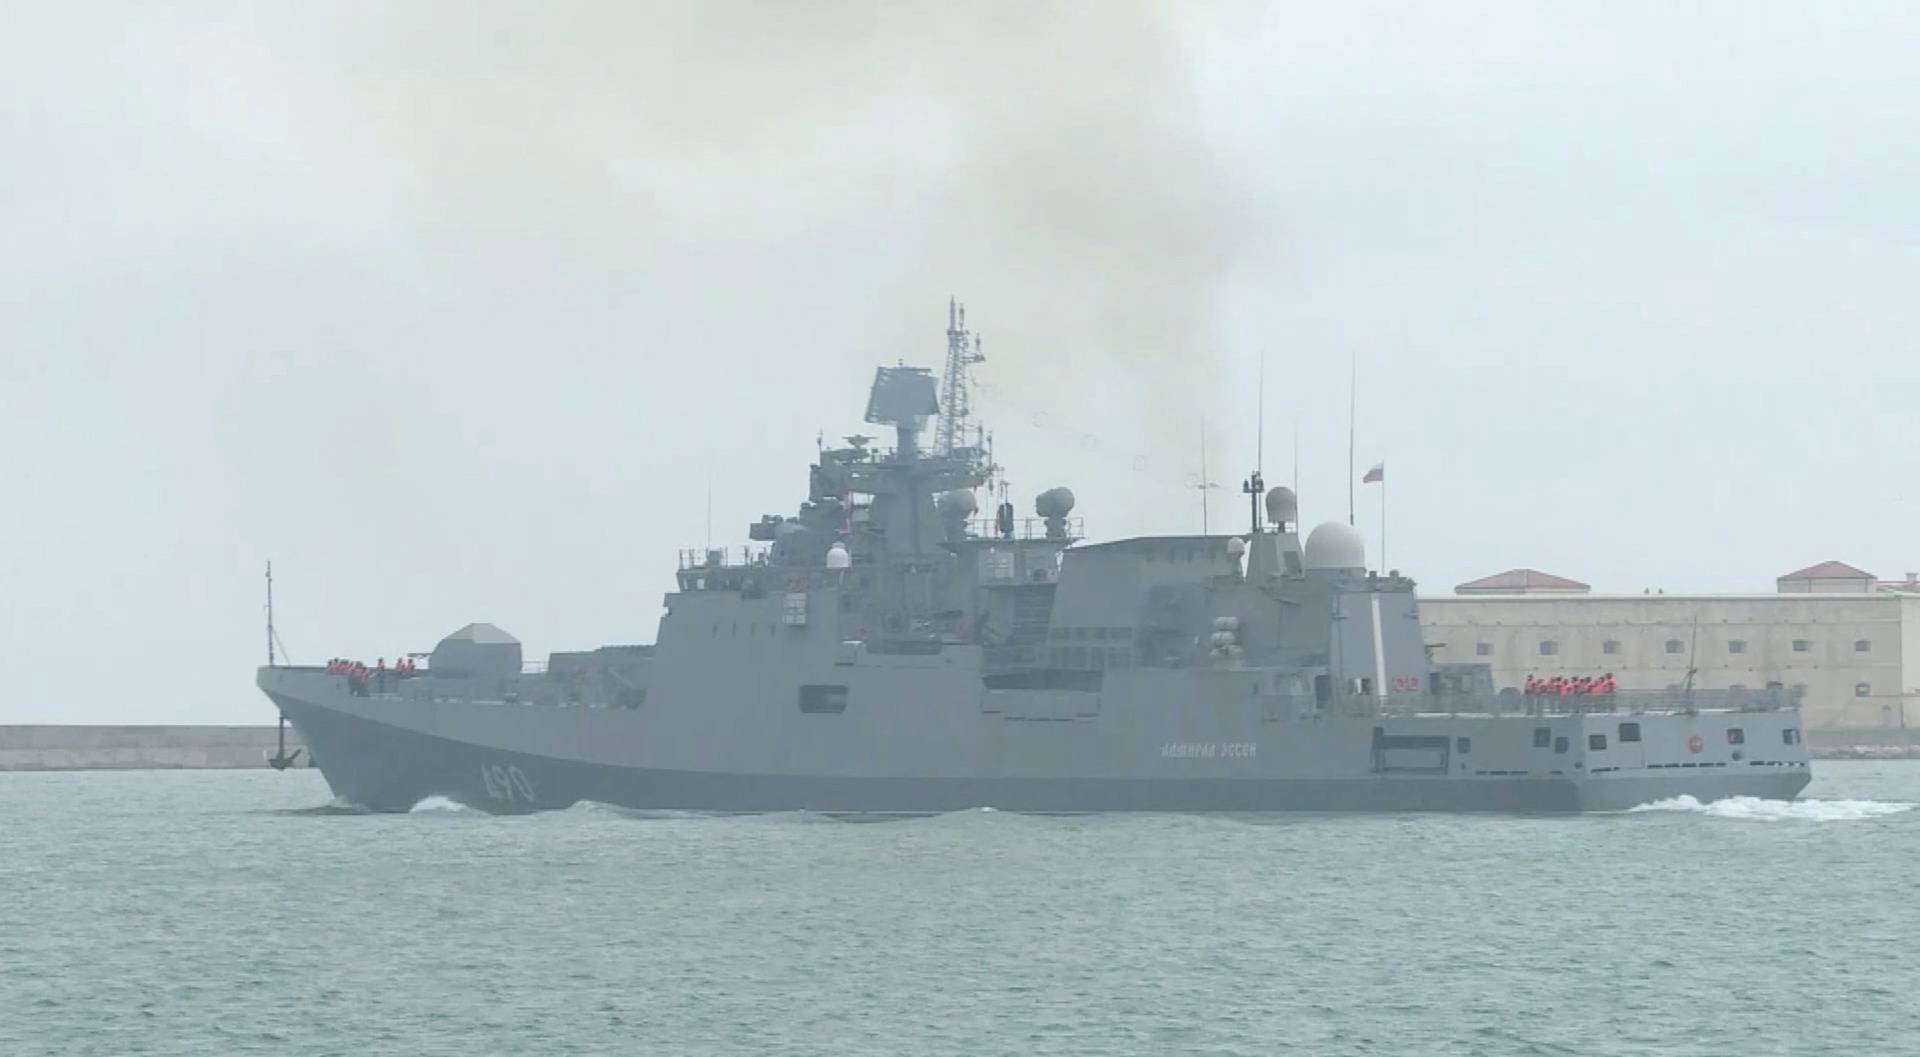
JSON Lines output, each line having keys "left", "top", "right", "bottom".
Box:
{"left": 1257, "top": 349, "right": 1266, "bottom": 475}
{"left": 1292, "top": 420, "right": 1300, "bottom": 503}
{"left": 1192, "top": 425, "right": 1221, "bottom": 534}
{"left": 1347, "top": 354, "right": 1357, "bottom": 527}
{"left": 935, "top": 298, "right": 986, "bottom": 457}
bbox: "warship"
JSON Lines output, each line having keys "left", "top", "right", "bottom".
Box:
{"left": 258, "top": 305, "right": 1811, "bottom": 813}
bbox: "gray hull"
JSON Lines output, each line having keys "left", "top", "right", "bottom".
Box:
{"left": 262, "top": 345, "right": 1814, "bottom": 817}
{"left": 263, "top": 672, "right": 1811, "bottom": 815}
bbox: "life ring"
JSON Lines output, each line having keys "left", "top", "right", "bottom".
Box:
{"left": 1687, "top": 734, "right": 1704, "bottom": 754}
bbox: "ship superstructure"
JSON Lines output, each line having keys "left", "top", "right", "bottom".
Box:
{"left": 258, "top": 307, "right": 1810, "bottom": 813}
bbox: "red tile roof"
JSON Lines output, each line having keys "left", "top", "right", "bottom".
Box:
{"left": 1778, "top": 561, "right": 1875, "bottom": 582}
{"left": 1455, "top": 568, "right": 1591, "bottom": 592}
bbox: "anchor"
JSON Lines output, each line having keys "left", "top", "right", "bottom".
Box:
{"left": 266, "top": 713, "right": 303, "bottom": 771}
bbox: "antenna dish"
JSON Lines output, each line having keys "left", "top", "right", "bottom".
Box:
{"left": 825, "top": 542, "right": 851, "bottom": 570}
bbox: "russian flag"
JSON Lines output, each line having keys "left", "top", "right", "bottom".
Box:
{"left": 1362, "top": 462, "right": 1384, "bottom": 484}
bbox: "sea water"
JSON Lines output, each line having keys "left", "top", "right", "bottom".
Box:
{"left": 3, "top": 762, "right": 1916, "bottom": 1056}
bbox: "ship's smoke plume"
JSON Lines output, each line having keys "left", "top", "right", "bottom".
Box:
{"left": 307, "top": 1, "right": 1279, "bottom": 529}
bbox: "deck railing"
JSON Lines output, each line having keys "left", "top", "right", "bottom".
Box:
{"left": 1326, "top": 686, "right": 1800, "bottom": 719}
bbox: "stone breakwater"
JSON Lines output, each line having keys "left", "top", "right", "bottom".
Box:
{"left": 0, "top": 726, "right": 311, "bottom": 771}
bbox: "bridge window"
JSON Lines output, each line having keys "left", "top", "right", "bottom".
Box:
{"left": 1533, "top": 727, "right": 1551, "bottom": 748}
{"left": 1588, "top": 733, "right": 1607, "bottom": 751}
{"left": 1618, "top": 722, "right": 1641, "bottom": 743}
{"left": 798, "top": 685, "right": 849, "bottom": 714}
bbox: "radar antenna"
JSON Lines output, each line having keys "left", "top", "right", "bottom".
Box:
{"left": 935, "top": 298, "right": 985, "bottom": 457}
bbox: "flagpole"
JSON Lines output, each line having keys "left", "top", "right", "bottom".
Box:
{"left": 1381, "top": 473, "right": 1388, "bottom": 572}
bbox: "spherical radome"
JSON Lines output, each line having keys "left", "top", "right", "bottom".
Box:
{"left": 1265, "top": 486, "right": 1298, "bottom": 525}
{"left": 1303, "top": 521, "right": 1366, "bottom": 570}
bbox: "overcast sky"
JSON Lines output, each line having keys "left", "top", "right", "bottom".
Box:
{"left": 4, "top": 3, "right": 1916, "bottom": 724}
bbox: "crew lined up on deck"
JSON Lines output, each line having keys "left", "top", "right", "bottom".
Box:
{"left": 1524, "top": 673, "right": 1617, "bottom": 697}
{"left": 325, "top": 656, "right": 417, "bottom": 697}
{"left": 324, "top": 657, "right": 418, "bottom": 676}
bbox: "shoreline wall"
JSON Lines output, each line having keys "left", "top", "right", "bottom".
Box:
{"left": 0, "top": 725, "right": 312, "bottom": 771}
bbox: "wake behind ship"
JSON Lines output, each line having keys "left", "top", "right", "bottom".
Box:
{"left": 259, "top": 305, "right": 1811, "bottom": 814}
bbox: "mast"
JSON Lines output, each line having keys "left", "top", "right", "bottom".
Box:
{"left": 935, "top": 298, "right": 985, "bottom": 457}
{"left": 265, "top": 561, "right": 276, "bottom": 668}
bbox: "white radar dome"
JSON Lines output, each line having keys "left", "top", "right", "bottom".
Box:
{"left": 1264, "top": 486, "right": 1298, "bottom": 526}
{"left": 1226, "top": 537, "right": 1247, "bottom": 559}
{"left": 825, "top": 542, "right": 851, "bottom": 570}
{"left": 1303, "top": 521, "right": 1366, "bottom": 571}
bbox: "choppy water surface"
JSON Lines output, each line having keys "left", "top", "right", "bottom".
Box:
{"left": 3, "top": 763, "right": 1917, "bottom": 1056}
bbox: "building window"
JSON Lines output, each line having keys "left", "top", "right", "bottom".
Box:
{"left": 798, "top": 685, "right": 849, "bottom": 714}
{"left": 1456, "top": 737, "right": 1472, "bottom": 754}
{"left": 1602, "top": 640, "right": 1621, "bottom": 655}
{"left": 1619, "top": 722, "right": 1642, "bottom": 743}
{"left": 1588, "top": 733, "right": 1607, "bottom": 751}
{"left": 1665, "top": 639, "right": 1684, "bottom": 654}
{"left": 1855, "top": 639, "right": 1872, "bottom": 653}
{"left": 1792, "top": 639, "right": 1811, "bottom": 653}
{"left": 1475, "top": 642, "right": 1493, "bottom": 657}
{"left": 1728, "top": 639, "right": 1746, "bottom": 654}
{"left": 1855, "top": 683, "right": 1872, "bottom": 698}
{"left": 1533, "top": 727, "right": 1551, "bottom": 748}
{"left": 1726, "top": 728, "right": 1745, "bottom": 745}
{"left": 1539, "top": 640, "right": 1559, "bottom": 657}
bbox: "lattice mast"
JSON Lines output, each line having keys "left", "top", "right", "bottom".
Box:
{"left": 935, "top": 297, "right": 985, "bottom": 456}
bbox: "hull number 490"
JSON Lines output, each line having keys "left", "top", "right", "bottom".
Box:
{"left": 481, "top": 763, "right": 537, "bottom": 804}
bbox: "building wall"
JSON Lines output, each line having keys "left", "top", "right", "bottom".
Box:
{"left": 1418, "top": 594, "right": 1918, "bottom": 734}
